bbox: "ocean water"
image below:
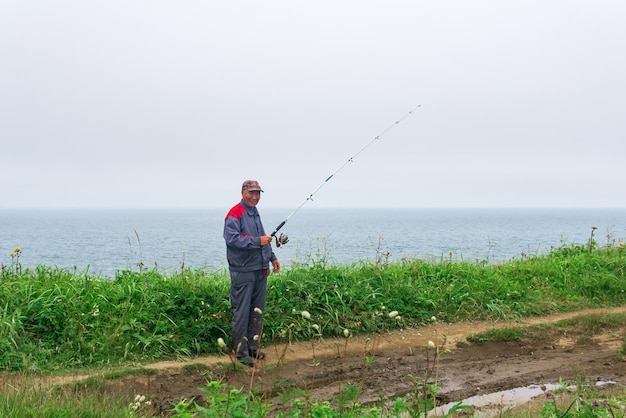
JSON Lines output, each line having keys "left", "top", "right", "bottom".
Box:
{"left": 1, "top": 208, "right": 625, "bottom": 278}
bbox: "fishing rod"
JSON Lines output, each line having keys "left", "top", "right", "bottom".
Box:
{"left": 270, "top": 105, "right": 421, "bottom": 246}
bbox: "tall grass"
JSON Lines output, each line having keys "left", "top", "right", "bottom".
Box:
{"left": 0, "top": 265, "right": 234, "bottom": 371}
{"left": 0, "top": 373, "right": 135, "bottom": 417}
{"left": 1, "top": 239, "right": 624, "bottom": 372}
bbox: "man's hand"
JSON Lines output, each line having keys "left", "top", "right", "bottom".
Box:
{"left": 260, "top": 235, "right": 273, "bottom": 246}
{"left": 272, "top": 259, "right": 281, "bottom": 273}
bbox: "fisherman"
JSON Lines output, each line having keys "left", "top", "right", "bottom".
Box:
{"left": 223, "top": 180, "right": 280, "bottom": 367}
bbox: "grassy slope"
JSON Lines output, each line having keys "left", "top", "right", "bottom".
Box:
{"left": 0, "top": 242, "right": 625, "bottom": 372}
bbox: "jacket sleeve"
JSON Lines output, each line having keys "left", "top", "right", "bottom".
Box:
{"left": 223, "top": 215, "right": 261, "bottom": 249}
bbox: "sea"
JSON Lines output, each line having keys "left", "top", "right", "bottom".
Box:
{"left": 1, "top": 208, "right": 625, "bottom": 278}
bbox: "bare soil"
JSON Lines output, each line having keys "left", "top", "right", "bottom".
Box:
{"left": 63, "top": 307, "right": 626, "bottom": 415}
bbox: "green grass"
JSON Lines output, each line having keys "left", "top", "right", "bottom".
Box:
{"left": 0, "top": 373, "right": 136, "bottom": 418}
{"left": 467, "top": 312, "right": 626, "bottom": 344}
{"left": 1, "top": 241, "right": 625, "bottom": 372}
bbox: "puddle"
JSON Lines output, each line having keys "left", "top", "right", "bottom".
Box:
{"left": 429, "top": 381, "right": 617, "bottom": 417}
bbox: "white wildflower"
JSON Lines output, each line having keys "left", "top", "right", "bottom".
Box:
{"left": 388, "top": 311, "right": 399, "bottom": 319}
{"left": 301, "top": 310, "right": 311, "bottom": 319}
{"left": 217, "top": 338, "right": 227, "bottom": 348}
{"left": 428, "top": 341, "right": 436, "bottom": 348}
{"left": 343, "top": 329, "right": 350, "bottom": 338}
{"left": 254, "top": 307, "right": 263, "bottom": 315}
{"left": 129, "top": 394, "right": 150, "bottom": 413}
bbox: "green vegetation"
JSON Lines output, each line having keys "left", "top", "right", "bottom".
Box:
{"left": 1, "top": 237, "right": 625, "bottom": 416}
{"left": 2, "top": 240, "right": 625, "bottom": 372}
{"left": 468, "top": 312, "right": 626, "bottom": 345}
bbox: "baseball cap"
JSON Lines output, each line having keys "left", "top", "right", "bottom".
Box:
{"left": 241, "top": 179, "right": 264, "bottom": 192}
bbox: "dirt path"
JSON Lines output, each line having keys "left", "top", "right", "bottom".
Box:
{"left": 52, "top": 306, "right": 626, "bottom": 415}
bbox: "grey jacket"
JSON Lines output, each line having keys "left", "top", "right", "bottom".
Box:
{"left": 223, "top": 200, "right": 277, "bottom": 272}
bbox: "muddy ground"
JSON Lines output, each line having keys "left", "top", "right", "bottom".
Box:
{"left": 65, "top": 307, "right": 626, "bottom": 415}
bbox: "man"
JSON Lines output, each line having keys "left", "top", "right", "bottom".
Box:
{"left": 223, "top": 179, "right": 280, "bottom": 367}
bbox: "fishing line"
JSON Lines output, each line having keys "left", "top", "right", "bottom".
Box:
{"left": 270, "top": 105, "right": 421, "bottom": 243}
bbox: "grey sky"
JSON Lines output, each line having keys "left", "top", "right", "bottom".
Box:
{"left": 1, "top": 1, "right": 624, "bottom": 209}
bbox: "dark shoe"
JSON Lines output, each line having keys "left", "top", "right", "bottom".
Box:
{"left": 238, "top": 355, "right": 254, "bottom": 367}
{"left": 250, "top": 349, "right": 266, "bottom": 359}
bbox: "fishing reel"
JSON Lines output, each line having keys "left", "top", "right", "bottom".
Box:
{"left": 275, "top": 233, "right": 289, "bottom": 248}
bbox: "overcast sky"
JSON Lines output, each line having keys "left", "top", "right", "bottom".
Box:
{"left": 1, "top": 1, "right": 624, "bottom": 209}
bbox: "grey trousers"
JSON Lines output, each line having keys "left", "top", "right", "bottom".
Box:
{"left": 229, "top": 269, "right": 267, "bottom": 358}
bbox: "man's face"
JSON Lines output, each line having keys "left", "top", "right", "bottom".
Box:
{"left": 242, "top": 190, "right": 261, "bottom": 208}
